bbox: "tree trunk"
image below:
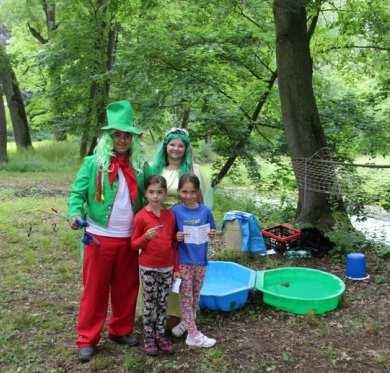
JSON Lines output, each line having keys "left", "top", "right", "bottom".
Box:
{"left": 181, "top": 105, "right": 190, "bottom": 129}
{"left": 0, "top": 46, "right": 32, "bottom": 149}
{"left": 81, "top": 6, "right": 118, "bottom": 157}
{"left": 0, "top": 88, "right": 7, "bottom": 162}
{"left": 273, "top": 0, "right": 346, "bottom": 229}
{"left": 28, "top": 1, "right": 66, "bottom": 141}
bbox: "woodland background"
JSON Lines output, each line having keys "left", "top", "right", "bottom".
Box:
{"left": 0, "top": 1, "right": 389, "bottom": 371}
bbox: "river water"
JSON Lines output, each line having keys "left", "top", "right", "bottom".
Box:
{"left": 350, "top": 207, "right": 390, "bottom": 245}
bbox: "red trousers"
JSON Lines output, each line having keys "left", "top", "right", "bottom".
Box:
{"left": 76, "top": 235, "right": 139, "bottom": 348}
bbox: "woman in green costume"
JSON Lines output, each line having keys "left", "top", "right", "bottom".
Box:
{"left": 146, "top": 128, "right": 212, "bottom": 334}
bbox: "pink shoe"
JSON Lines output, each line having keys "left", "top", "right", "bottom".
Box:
{"left": 144, "top": 338, "right": 158, "bottom": 356}
{"left": 156, "top": 335, "right": 174, "bottom": 354}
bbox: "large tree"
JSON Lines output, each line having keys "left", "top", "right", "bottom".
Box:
{"left": 27, "top": 0, "right": 66, "bottom": 141}
{"left": 273, "top": 0, "right": 346, "bottom": 229}
{"left": 0, "top": 43, "right": 32, "bottom": 149}
{"left": 80, "top": 0, "right": 119, "bottom": 157}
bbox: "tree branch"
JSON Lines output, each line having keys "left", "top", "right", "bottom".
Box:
{"left": 156, "top": 56, "right": 254, "bottom": 121}
{"left": 217, "top": 51, "right": 265, "bottom": 81}
{"left": 254, "top": 52, "right": 275, "bottom": 74}
{"left": 211, "top": 70, "right": 277, "bottom": 187}
{"left": 236, "top": 4, "right": 264, "bottom": 30}
{"left": 212, "top": 0, "right": 321, "bottom": 188}
{"left": 27, "top": 23, "right": 48, "bottom": 44}
{"left": 307, "top": 8, "right": 319, "bottom": 40}
{"left": 322, "top": 44, "right": 390, "bottom": 52}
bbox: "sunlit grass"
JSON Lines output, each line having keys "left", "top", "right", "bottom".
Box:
{"left": 2, "top": 140, "right": 81, "bottom": 173}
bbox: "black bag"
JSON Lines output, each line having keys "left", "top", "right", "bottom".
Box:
{"left": 298, "top": 228, "right": 335, "bottom": 258}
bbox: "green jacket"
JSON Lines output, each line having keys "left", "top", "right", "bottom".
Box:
{"left": 67, "top": 155, "right": 144, "bottom": 226}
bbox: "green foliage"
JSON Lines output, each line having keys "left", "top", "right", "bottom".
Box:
{"left": 213, "top": 188, "right": 296, "bottom": 228}
{"left": 193, "top": 140, "right": 217, "bottom": 163}
{"left": 0, "top": 0, "right": 389, "bottom": 231}
{"left": 327, "top": 225, "right": 368, "bottom": 258}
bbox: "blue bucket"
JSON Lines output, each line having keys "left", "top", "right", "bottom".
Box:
{"left": 345, "top": 253, "right": 369, "bottom": 280}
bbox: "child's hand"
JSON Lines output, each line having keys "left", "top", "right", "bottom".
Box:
{"left": 173, "top": 271, "right": 180, "bottom": 279}
{"left": 176, "top": 231, "right": 185, "bottom": 242}
{"left": 208, "top": 229, "right": 216, "bottom": 238}
{"left": 144, "top": 225, "right": 163, "bottom": 240}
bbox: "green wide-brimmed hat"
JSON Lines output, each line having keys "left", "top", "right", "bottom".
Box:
{"left": 101, "top": 100, "right": 142, "bottom": 135}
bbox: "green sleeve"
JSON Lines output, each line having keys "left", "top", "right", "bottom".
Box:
{"left": 67, "top": 157, "right": 93, "bottom": 219}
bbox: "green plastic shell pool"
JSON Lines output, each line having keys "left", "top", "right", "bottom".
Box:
{"left": 255, "top": 267, "right": 345, "bottom": 315}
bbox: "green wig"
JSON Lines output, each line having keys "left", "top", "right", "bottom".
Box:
{"left": 149, "top": 128, "right": 193, "bottom": 176}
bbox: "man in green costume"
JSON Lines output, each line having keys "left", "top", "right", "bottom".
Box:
{"left": 68, "top": 100, "right": 144, "bottom": 362}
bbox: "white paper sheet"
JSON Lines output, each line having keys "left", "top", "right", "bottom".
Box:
{"left": 171, "top": 278, "right": 182, "bottom": 293}
{"left": 183, "top": 223, "right": 210, "bottom": 245}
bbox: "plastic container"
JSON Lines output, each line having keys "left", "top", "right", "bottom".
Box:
{"left": 345, "top": 253, "right": 369, "bottom": 280}
{"left": 262, "top": 224, "right": 301, "bottom": 253}
{"left": 200, "top": 261, "right": 256, "bottom": 311}
{"left": 255, "top": 267, "right": 345, "bottom": 315}
{"left": 285, "top": 250, "right": 311, "bottom": 258}
{"left": 222, "top": 220, "right": 242, "bottom": 252}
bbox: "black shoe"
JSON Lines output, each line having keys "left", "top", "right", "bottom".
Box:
{"left": 109, "top": 334, "right": 139, "bottom": 347}
{"left": 79, "top": 346, "right": 95, "bottom": 363}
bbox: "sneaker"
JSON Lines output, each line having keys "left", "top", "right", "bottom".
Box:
{"left": 156, "top": 335, "right": 174, "bottom": 354}
{"left": 172, "top": 321, "right": 187, "bottom": 337}
{"left": 186, "top": 333, "right": 216, "bottom": 348}
{"left": 144, "top": 338, "right": 158, "bottom": 356}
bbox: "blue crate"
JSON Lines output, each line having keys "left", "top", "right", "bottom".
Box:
{"left": 200, "top": 261, "right": 256, "bottom": 311}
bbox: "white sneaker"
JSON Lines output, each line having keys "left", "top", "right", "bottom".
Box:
{"left": 186, "top": 333, "right": 216, "bottom": 348}
{"left": 172, "top": 321, "right": 187, "bottom": 337}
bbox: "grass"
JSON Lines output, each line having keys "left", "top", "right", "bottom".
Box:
{"left": 1, "top": 195, "right": 389, "bottom": 371}
{"left": 1, "top": 141, "right": 389, "bottom": 371}
{"left": 2, "top": 139, "right": 81, "bottom": 173}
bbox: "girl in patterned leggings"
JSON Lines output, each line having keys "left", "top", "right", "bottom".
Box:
{"left": 131, "top": 175, "right": 179, "bottom": 355}
{"left": 173, "top": 173, "right": 217, "bottom": 348}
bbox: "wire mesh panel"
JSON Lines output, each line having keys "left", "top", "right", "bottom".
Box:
{"left": 292, "top": 147, "right": 342, "bottom": 196}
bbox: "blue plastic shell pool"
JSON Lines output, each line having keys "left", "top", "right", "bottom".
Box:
{"left": 200, "top": 261, "right": 256, "bottom": 311}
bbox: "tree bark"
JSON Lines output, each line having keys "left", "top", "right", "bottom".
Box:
{"left": 0, "top": 88, "right": 7, "bottom": 162}
{"left": 28, "top": 1, "right": 66, "bottom": 141}
{"left": 80, "top": 2, "right": 118, "bottom": 157}
{"left": 0, "top": 46, "right": 32, "bottom": 149}
{"left": 273, "top": 0, "right": 345, "bottom": 229}
{"left": 181, "top": 106, "right": 190, "bottom": 129}
{"left": 87, "top": 28, "right": 117, "bottom": 155}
